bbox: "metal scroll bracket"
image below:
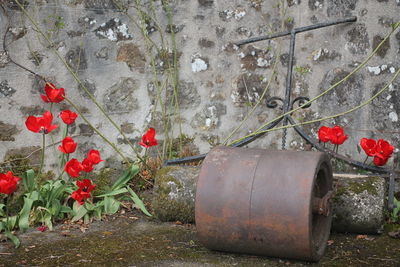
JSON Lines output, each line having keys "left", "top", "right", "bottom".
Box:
{"left": 235, "top": 16, "right": 357, "bottom": 150}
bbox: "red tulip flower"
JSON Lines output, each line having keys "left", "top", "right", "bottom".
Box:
{"left": 58, "top": 136, "right": 77, "bottom": 154}
{"left": 360, "top": 138, "right": 394, "bottom": 167}
{"left": 318, "top": 126, "right": 332, "bottom": 143}
{"left": 329, "top": 126, "right": 348, "bottom": 145}
{"left": 41, "top": 83, "right": 65, "bottom": 103}
{"left": 81, "top": 158, "right": 94, "bottom": 173}
{"left": 25, "top": 111, "right": 58, "bottom": 134}
{"left": 373, "top": 156, "right": 389, "bottom": 167}
{"left": 87, "top": 149, "right": 103, "bottom": 164}
{"left": 71, "top": 179, "right": 96, "bottom": 205}
{"left": 360, "top": 138, "right": 377, "bottom": 157}
{"left": 59, "top": 110, "right": 78, "bottom": 125}
{"left": 375, "top": 139, "right": 394, "bottom": 159}
{"left": 64, "top": 158, "right": 83, "bottom": 178}
{"left": 0, "top": 171, "right": 21, "bottom": 195}
{"left": 139, "top": 128, "right": 158, "bottom": 148}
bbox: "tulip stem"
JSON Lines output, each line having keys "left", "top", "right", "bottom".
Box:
{"left": 363, "top": 156, "right": 369, "bottom": 165}
{"left": 5, "top": 197, "right": 9, "bottom": 231}
{"left": 58, "top": 125, "right": 69, "bottom": 178}
{"left": 140, "top": 148, "right": 151, "bottom": 171}
{"left": 37, "top": 133, "right": 46, "bottom": 179}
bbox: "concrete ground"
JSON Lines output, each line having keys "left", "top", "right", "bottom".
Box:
{"left": 0, "top": 211, "right": 399, "bottom": 267}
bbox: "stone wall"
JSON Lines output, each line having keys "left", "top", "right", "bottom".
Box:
{"left": 0, "top": 0, "right": 399, "bottom": 173}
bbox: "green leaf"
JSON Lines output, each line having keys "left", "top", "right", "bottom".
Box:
{"left": 393, "top": 197, "right": 400, "bottom": 218}
{"left": 96, "top": 188, "right": 127, "bottom": 198}
{"left": 84, "top": 202, "right": 95, "bottom": 211}
{"left": 126, "top": 187, "right": 152, "bottom": 217}
{"left": 60, "top": 205, "right": 72, "bottom": 214}
{"left": 48, "top": 181, "right": 67, "bottom": 204}
{"left": 43, "top": 213, "right": 53, "bottom": 230}
{"left": 26, "top": 190, "right": 40, "bottom": 201}
{"left": 93, "top": 200, "right": 104, "bottom": 219}
{"left": 23, "top": 169, "right": 36, "bottom": 192}
{"left": 0, "top": 203, "right": 5, "bottom": 217}
{"left": 104, "top": 196, "right": 120, "bottom": 215}
{"left": 84, "top": 214, "right": 90, "bottom": 225}
{"left": 2, "top": 216, "right": 18, "bottom": 230}
{"left": 111, "top": 164, "right": 139, "bottom": 191}
{"left": 4, "top": 231, "right": 20, "bottom": 248}
{"left": 49, "top": 199, "right": 61, "bottom": 216}
{"left": 19, "top": 196, "right": 35, "bottom": 232}
{"left": 72, "top": 203, "right": 88, "bottom": 222}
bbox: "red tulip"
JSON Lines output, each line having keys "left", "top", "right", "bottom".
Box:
{"left": 360, "top": 138, "right": 377, "bottom": 157}
{"left": 41, "top": 83, "right": 65, "bottom": 103}
{"left": 59, "top": 110, "right": 78, "bottom": 125}
{"left": 81, "top": 158, "right": 94, "bottom": 173}
{"left": 375, "top": 139, "right": 394, "bottom": 159}
{"left": 87, "top": 150, "right": 103, "bottom": 164}
{"left": 58, "top": 136, "right": 77, "bottom": 154}
{"left": 71, "top": 179, "right": 96, "bottom": 205}
{"left": 64, "top": 159, "right": 83, "bottom": 178}
{"left": 139, "top": 127, "right": 158, "bottom": 148}
{"left": 373, "top": 155, "right": 389, "bottom": 167}
{"left": 0, "top": 171, "right": 21, "bottom": 195}
{"left": 318, "top": 126, "right": 332, "bottom": 143}
{"left": 361, "top": 138, "right": 394, "bottom": 167}
{"left": 25, "top": 111, "right": 58, "bottom": 134}
{"left": 329, "top": 126, "right": 348, "bottom": 145}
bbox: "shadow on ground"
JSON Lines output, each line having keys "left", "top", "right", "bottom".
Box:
{"left": 0, "top": 212, "right": 399, "bottom": 267}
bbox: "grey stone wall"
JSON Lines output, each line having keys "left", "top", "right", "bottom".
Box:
{"left": 0, "top": 0, "right": 399, "bottom": 172}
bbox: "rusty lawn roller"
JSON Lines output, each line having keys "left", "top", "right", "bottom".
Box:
{"left": 195, "top": 146, "right": 333, "bottom": 261}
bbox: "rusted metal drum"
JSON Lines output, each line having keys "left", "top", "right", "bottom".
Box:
{"left": 195, "top": 146, "right": 333, "bottom": 261}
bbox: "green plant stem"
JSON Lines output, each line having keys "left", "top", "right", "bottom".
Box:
{"left": 363, "top": 156, "right": 369, "bottom": 164}
{"left": 48, "top": 103, "right": 61, "bottom": 174}
{"left": 59, "top": 124, "right": 69, "bottom": 172}
{"left": 37, "top": 133, "right": 46, "bottom": 179}
{"left": 5, "top": 196, "right": 9, "bottom": 231}
{"left": 229, "top": 66, "right": 400, "bottom": 143}
{"left": 64, "top": 97, "right": 129, "bottom": 163}
{"left": 14, "top": 0, "right": 141, "bottom": 160}
{"left": 228, "top": 23, "right": 399, "bottom": 145}
{"left": 165, "top": 0, "right": 183, "bottom": 152}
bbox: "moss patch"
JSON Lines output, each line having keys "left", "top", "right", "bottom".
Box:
{"left": 335, "top": 177, "right": 380, "bottom": 196}
{"left": 152, "top": 166, "right": 195, "bottom": 223}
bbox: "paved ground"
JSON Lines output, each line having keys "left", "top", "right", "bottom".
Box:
{"left": 0, "top": 211, "right": 399, "bottom": 267}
